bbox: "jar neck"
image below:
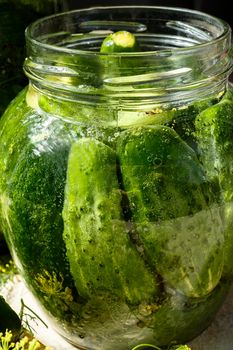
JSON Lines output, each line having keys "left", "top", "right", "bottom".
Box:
{"left": 24, "top": 6, "right": 233, "bottom": 109}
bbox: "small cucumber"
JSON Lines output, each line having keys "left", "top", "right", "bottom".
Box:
{"left": 0, "top": 295, "right": 21, "bottom": 338}
{"left": 62, "top": 138, "right": 158, "bottom": 304}
{"left": 100, "top": 30, "right": 139, "bottom": 53}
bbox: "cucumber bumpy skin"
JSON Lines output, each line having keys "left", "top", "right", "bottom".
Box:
{"left": 100, "top": 30, "right": 139, "bottom": 53}
{"left": 0, "top": 89, "right": 79, "bottom": 322}
{"left": 195, "top": 88, "right": 233, "bottom": 277}
{"left": 117, "top": 125, "right": 224, "bottom": 298}
{"left": 62, "top": 138, "right": 158, "bottom": 304}
{"left": 195, "top": 89, "right": 233, "bottom": 202}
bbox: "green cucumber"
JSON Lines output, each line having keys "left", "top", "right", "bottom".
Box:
{"left": 0, "top": 89, "right": 79, "bottom": 320}
{"left": 195, "top": 88, "right": 233, "bottom": 277}
{"left": 195, "top": 89, "right": 233, "bottom": 201}
{"left": 117, "top": 125, "right": 218, "bottom": 222}
{"left": 62, "top": 138, "right": 158, "bottom": 304}
{"left": 117, "top": 125, "right": 224, "bottom": 297}
{"left": 37, "top": 92, "right": 117, "bottom": 125}
{"left": 0, "top": 295, "right": 21, "bottom": 338}
{"left": 100, "top": 31, "right": 139, "bottom": 53}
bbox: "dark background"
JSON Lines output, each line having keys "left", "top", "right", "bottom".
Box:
{"left": 64, "top": 0, "right": 232, "bottom": 28}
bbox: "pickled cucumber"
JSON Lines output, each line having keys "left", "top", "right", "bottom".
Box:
{"left": 117, "top": 125, "right": 224, "bottom": 297}
{"left": 100, "top": 31, "right": 139, "bottom": 53}
{"left": 62, "top": 138, "right": 158, "bottom": 304}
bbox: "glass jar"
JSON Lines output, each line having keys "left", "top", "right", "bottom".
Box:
{"left": 0, "top": 0, "right": 71, "bottom": 253}
{"left": 0, "top": 6, "right": 233, "bottom": 350}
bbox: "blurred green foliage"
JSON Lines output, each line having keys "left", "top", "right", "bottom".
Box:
{"left": 0, "top": 0, "right": 70, "bottom": 116}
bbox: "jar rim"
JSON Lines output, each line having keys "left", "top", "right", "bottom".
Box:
{"left": 25, "top": 5, "right": 231, "bottom": 57}
{"left": 24, "top": 5, "right": 233, "bottom": 108}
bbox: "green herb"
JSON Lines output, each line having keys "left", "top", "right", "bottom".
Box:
{"left": 19, "top": 299, "right": 48, "bottom": 335}
{"left": 0, "top": 259, "right": 17, "bottom": 279}
{"left": 0, "top": 329, "right": 52, "bottom": 350}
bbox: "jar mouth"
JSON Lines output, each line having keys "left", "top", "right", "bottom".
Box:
{"left": 26, "top": 5, "right": 230, "bottom": 56}
{"left": 24, "top": 6, "right": 233, "bottom": 108}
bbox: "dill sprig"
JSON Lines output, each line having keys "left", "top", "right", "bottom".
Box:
{"left": 0, "top": 330, "right": 52, "bottom": 350}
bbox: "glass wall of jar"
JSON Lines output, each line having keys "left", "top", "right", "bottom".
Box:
{"left": 0, "top": 6, "right": 233, "bottom": 350}
{"left": 0, "top": 0, "right": 82, "bottom": 252}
